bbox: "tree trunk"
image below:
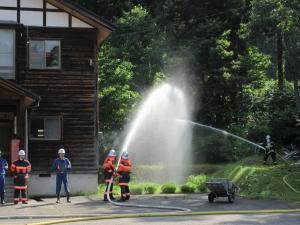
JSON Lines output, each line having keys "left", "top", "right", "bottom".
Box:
{"left": 277, "top": 30, "right": 284, "bottom": 90}
{"left": 293, "top": 71, "right": 300, "bottom": 110}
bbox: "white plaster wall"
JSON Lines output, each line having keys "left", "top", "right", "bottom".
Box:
{"left": 47, "top": 12, "right": 68, "bottom": 27}
{"left": 72, "top": 16, "right": 92, "bottom": 28}
{"left": 20, "top": 10, "right": 43, "bottom": 26}
{"left": 28, "top": 173, "right": 98, "bottom": 197}
{"left": 0, "top": 0, "right": 17, "bottom": 7}
{"left": 21, "top": 0, "right": 43, "bottom": 8}
{"left": 0, "top": 10, "right": 17, "bottom": 21}
{"left": 46, "top": 3, "right": 58, "bottom": 9}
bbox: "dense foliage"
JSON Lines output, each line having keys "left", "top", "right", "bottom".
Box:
{"left": 74, "top": 0, "right": 300, "bottom": 161}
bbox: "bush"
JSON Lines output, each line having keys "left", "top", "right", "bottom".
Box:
{"left": 187, "top": 175, "right": 208, "bottom": 192}
{"left": 161, "top": 182, "right": 177, "bottom": 194}
{"left": 130, "top": 184, "right": 143, "bottom": 195}
{"left": 181, "top": 183, "right": 196, "bottom": 193}
{"left": 143, "top": 183, "right": 158, "bottom": 194}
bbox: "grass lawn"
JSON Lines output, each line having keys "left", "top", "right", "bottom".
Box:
{"left": 212, "top": 156, "right": 300, "bottom": 202}
{"left": 98, "top": 156, "right": 300, "bottom": 202}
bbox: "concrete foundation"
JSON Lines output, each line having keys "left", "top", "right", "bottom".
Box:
{"left": 28, "top": 173, "right": 98, "bottom": 197}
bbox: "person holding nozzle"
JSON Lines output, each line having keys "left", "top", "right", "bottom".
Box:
{"left": 11, "top": 150, "right": 31, "bottom": 204}
{"left": 117, "top": 151, "right": 131, "bottom": 201}
{"left": 263, "top": 135, "right": 277, "bottom": 164}
{"left": 102, "top": 149, "right": 117, "bottom": 201}
{"left": 0, "top": 150, "right": 8, "bottom": 204}
{"left": 51, "top": 148, "right": 71, "bottom": 203}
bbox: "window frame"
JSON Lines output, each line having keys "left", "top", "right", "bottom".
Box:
{"left": 0, "top": 29, "right": 15, "bottom": 79}
{"left": 29, "top": 39, "right": 62, "bottom": 70}
{"left": 29, "top": 116, "right": 62, "bottom": 141}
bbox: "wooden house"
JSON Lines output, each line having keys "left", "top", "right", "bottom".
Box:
{"left": 0, "top": 0, "right": 116, "bottom": 197}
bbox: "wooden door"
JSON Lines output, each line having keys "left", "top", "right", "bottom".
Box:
{"left": 0, "top": 121, "right": 13, "bottom": 161}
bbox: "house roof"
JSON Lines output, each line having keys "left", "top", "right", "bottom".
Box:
{"left": 0, "top": 78, "right": 40, "bottom": 107}
{"left": 46, "top": 0, "right": 117, "bottom": 45}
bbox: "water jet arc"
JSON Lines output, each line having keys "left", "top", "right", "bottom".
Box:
{"left": 177, "top": 119, "right": 287, "bottom": 162}
{"left": 176, "top": 119, "right": 266, "bottom": 150}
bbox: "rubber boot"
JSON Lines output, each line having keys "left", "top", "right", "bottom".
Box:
{"left": 109, "top": 194, "right": 116, "bottom": 200}
{"left": 56, "top": 194, "right": 60, "bottom": 204}
{"left": 103, "top": 194, "right": 108, "bottom": 202}
{"left": 67, "top": 194, "right": 71, "bottom": 203}
{"left": 0, "top": 193, "right": 5, "bottom": 205}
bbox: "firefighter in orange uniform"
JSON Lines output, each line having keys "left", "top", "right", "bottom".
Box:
{"left": 11, "top": 150, "right": 31, "bottom": 204}
{"left": 102, "top": 149, "right": 117, "bottom": 201}
{"left": 117, "top": 151, "right": 131, "bottom": 201}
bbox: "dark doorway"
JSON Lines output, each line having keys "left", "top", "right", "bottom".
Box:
{"left": 0, "top": 121, "right": 13, "bottom": 162}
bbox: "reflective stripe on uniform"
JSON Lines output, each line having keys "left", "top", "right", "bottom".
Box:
{"left": 119, "top": 182, "right": 129, "bottom": 186}
{"left": 14, "top": 185, "right": 27, "bottom": 190}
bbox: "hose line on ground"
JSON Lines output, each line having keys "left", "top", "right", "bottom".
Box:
{"left": 106, "top": 174, "right": 191, "bottom": 212}
{"left": 27, "top": 209, "right": 300, "bottom": 225}
{"left": 283, "top": 172, "right": 300, "bottom": 194}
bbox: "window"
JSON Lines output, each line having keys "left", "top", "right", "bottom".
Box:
{"left": 29, "top": 40, "right": 61, "bottom": 69}
{"left": 0, "top": 29, "right": 15, "bottom": 79}
{"left": 30, "top": 117, "right": 62, "bottom": 140}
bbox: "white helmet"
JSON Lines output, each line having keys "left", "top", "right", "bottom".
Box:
{"left": 108, "top": 149, "right": 116, "bottom": 157}
{"left": 266, "top": 135, "right": 271, "bottom": 140}
{"left": 58, "top": 148, "right": 66, "bottom": 154}
{"left": 19, "top": 150, "right": 26, "bottom": 156}
{"left": 121, "top": 151, "right": 129, "bottom": 159}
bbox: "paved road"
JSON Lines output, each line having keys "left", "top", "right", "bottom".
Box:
{"left": 0, "top": 194, "right": 299, "bottom": 225}
{"left": 62, "top": 213, "right": 300, "bottom": 225}
{"left": 1, "top": 213, "right": 300, "bottom": 225}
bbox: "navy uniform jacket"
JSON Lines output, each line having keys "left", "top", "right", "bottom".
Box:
{"left": 51, "top": 158, "right": 71, "bottom": 174}
{"left": 0, "top": 158, "right": 8, "bottom": 176}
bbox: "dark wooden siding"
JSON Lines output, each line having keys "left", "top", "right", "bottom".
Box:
{"left": 16, "top": 27, "right": 99, "bottom": 173}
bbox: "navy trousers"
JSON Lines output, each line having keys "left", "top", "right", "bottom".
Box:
{"left": 0, "top": 175, "right": 5, "bottom": 201}
{"left": 56, "top": 173, "right": 70, "bottom": 195}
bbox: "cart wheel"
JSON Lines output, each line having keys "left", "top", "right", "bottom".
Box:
{"left": 228, "top": 194, "right": 235, "bottom": 203}
{"left": 208, "top": 193, "right": 214, "bottom": 203}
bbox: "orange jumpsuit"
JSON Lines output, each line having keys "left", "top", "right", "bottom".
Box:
{"left": 11, "top": 159, "right": 31, "bottom": 203}
{"left": 117, "top": 159, "right": 131, "bottom": 201}
{"left": 102, "top": 156, "right": 116, "bottom": 200}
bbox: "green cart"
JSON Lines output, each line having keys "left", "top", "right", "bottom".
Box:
{"left": 206, "top": 178, "right": 238, "bottom": 203}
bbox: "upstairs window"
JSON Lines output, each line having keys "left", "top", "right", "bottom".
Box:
{"left": 29, "top": 40, "right": 61, "bottom": 69}
{"left": 30, "top": 116, "right": 62, "bottom": 140}
{"left": 0, "top": 29, "right": 15, "bottom": 79}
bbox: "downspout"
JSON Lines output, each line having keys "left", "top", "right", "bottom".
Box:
{"left": 25, "top": 108, "right": 28, "bottom": 158}
{"left": 25, "top": 99, "right": 40, "bottom": 159}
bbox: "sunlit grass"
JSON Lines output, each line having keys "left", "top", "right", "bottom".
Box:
{"left": 98, "top": 156, "right": 300, "bottom": 202}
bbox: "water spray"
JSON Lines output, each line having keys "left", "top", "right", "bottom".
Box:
{"left": 105, "top": 83, "right": 192, "bottom": 212}
{"left": 177, "top": 119, "right": 266, "bottom": 150}
{"left": 176, "top": 119, "right": 287, "bottom": 162}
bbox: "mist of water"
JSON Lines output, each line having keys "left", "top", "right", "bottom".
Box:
{"left": 117, "top": 82, "right": 192, "bottom": 183}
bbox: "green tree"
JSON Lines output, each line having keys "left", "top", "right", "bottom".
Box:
{"left": 247, "top": 0, "right": 300, "bottom": 92}
{"left": 98, "top": 45, "right": 140, "bottom": 131}
{"left": 98, "top": 5, "right": 166, "bottom": 131}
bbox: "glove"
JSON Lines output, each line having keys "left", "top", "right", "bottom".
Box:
{"left": 113, "top": 172, "right": 119, "bottom": 177}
